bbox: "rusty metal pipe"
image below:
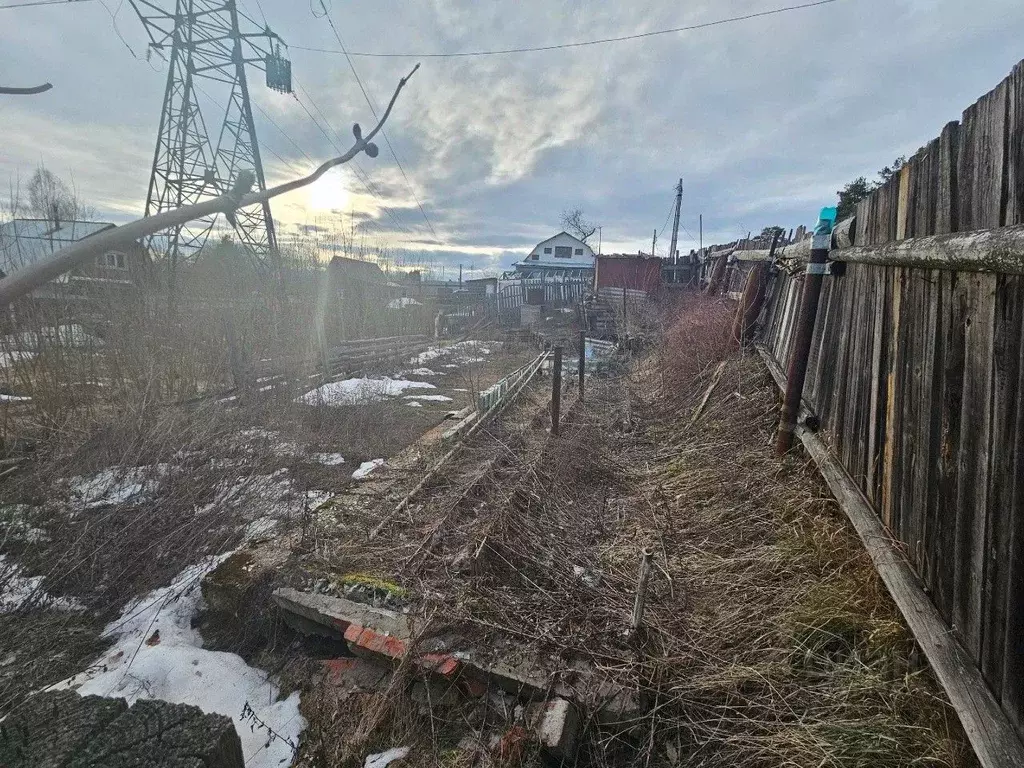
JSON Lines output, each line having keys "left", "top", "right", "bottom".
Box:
{"left": 775, "top": 222, "right": 831, "bottom": 455}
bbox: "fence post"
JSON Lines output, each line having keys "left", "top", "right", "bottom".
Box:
{"left": 775, "top": 216, "right": 832, "bottom": 455}
{"left": 577, "top": 330, "right": 586, "bottom": 401}
{"left": 551, "top": 345, "right": 563, "bottom": 436}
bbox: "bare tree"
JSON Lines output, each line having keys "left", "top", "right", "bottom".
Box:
{"left": 560, "top": 207, "right": 598, "bottom": 243}
{"left": 25, "top": 167, "right": 93, "bottom": 225}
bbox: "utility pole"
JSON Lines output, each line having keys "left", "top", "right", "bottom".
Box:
{"left": 459, "top": 263, "right": 462, "bottom": 285}
{"left": 667, "top": 178, "right": 682, "bottom": 265}
{"left": 651, "top": 229, "right": 657, "bottom": 259}
{"left": 597, "top": 226, "right": 603, "bottom": 256}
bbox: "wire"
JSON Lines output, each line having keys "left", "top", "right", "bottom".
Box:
{"left": 0, "top": 0, "right": 95, "bottom": 8}
{"left": 314, "top": 0, "right": 440, "bottom": 241}
{"left": 292, "top": 0, "right": 841, "bottom": 58}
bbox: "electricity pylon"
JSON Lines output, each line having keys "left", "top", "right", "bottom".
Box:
{"left": 129, "top": 0, "right": 291, "bottom": 275}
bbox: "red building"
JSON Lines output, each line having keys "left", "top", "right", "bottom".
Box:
{"left": 594, "top": 254, "right": 663, "bottom": 297}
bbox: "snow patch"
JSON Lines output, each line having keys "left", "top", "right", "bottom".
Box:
{"left": 69, "top": 465, "right": 170, "bottom": 510}
{"left": 405, "top": 401, "right": 422, "bottom": 408}
{"left": 387, "top": 297, "right": 422, "bottom": 309}
{"left": 51, "top": 556, "right": 304, "bottom": 768}
{"left": 403, "top": 394, "right": 453, "bottom": 402}
{"left": 365, "top": 747, "right": 410, "bottom": 768}
{"left": 296, "top": 377, "right": 435, "bottom": 406}
{"left": 310, "top": 452, "right": 346, "bottom": 466}
{"left": 352, "top": 459, "right": 384, "bottom": 480}
{"left": 1, "top": 554, "right": 82, "bottom": 613}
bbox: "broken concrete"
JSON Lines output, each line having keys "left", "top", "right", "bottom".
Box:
{"left": 532, "top": 698, "right": 581, "bottom": 760}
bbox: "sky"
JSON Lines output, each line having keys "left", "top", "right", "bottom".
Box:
{"left": 1, "top": 0, "right": 1023, "bottom": 278}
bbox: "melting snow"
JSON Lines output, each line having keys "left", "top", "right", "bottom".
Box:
{"left": 51, "top": 556, "right": 305, "bottom": 768}
{"left": 407, "top": 367, "right": 440, "bottom": 376}
{"left": 69, "top": 465, "right": 169, "bottom": 509}
{"left": 0, "top": 554, "right": 82, "bottom": 613}
{"left": 296, "top": 377, "right": 435, "bottom": 406}
{"left": 0, "top": 394, "right": 31, "bottom": 402}
{"left": 310, "top": 452, "right": 346, "bottom": 466}
{"left": 403, "top": 394, "right": 453, "bottom": 402}
{"left": 406, "top": 401, "right": 423, "bottom": 408}
{"left": 352, "top": 459, "right": 385, "bottom": 480}
{"left": 387, "top": 297, "right": 422, "bottom": 309}
{"left": 365, "top": 747, "right": 410, "bottom": 768}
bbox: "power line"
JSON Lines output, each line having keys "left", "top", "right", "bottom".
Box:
{"left": 292, "top": 0, "right": 841, "bottom": 58}
{"left": 0, "top": 0, "right": 95, "bottom": 9}
{"left": 314, "top": 0, "right": 440, "bottom": 242}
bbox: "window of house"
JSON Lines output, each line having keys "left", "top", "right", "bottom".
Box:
{"left": 530, "top": 253, "right": 539, "bottom": 260}
{"left": 100, "top": 252, "right": 126, "bottom": 269}
{"left": 543, "top": 247, "right": 552, "bottom": 254}
{"left": 574, "top": 248, "right": 583, "bottom": 255}
{"left": 554, "top": 246, "right": 572, "bottom": 258}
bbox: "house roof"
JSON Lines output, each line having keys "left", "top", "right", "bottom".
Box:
{"left": 328, "top": 255, "right": 387, "bottom": 283}
{"left": 531, "top": 231, "right": 591, "bottom": 251}
{"left": 0, "top": 219, "right": 115, "bottom": 276}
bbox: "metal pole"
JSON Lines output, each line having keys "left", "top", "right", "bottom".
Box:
{"left": 776, "top": 219, "right": 832, "bottom": 455}
{"left": 667, "top": 178, "right": 682, "bottom": 267}
{"left": 551, "top": 345, "right": 563, "bottom": 436}
{"left": 577, "top": 330, "right": 585, "bottom": 401}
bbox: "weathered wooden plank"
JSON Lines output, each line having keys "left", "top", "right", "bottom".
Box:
{"left": 982, "top": 275, "right": 1024, "bottom": 696}
{"left": 959, "top": 82, "right": 1009, "bottom": 231}
{"left": 1000, "top": 275, "right": 1024, "bottom": 735}
{"left": 897, "top": 163, "right": 913, "bottom": 240}
{"left": 1006, "top": 62, "right": 1024, "bottom": 226}
{"left": 900, "top": 269, "right": 926, "bottom": 571}
{"left": 881, "top": 267, "right": 902, "bottom": 528}
{"left": 856, "top": 195, "right": 873, "bottom": 247}
{"left": 834, "top": 225, "right": 1024, "bottom": 274}
{"left": 757, "top": 345, "right": 1024, "bottom": 768}
{"left": 953, "top": 273, "right": 997, "bottom": 663}
{"left": 935, "top": 271, "right": 966, "bottom": 625}
{"left": 916, "top": 269, "right": 942, "bottom": 589}
{"left": 937, "top": 121, "right": 961, "bottom": 234}
{"left": 828, "top": 266, "right": 859, "bottom": 454}
{"left": 910, "top": 140, "right": 940, "bottom": 238}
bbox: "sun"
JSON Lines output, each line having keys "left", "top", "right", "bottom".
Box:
{"left": 306, "top": 170, "right": 352, "bottom": 212}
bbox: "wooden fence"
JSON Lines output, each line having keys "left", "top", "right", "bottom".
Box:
{"left": 753, "top": 57, "right": 1024, "bottom": 758}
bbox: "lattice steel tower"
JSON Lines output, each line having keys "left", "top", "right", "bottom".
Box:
{"left": 129, "top": 0, "right": 291, "bottom": 268}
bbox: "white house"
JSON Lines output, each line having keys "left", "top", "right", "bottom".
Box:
{"left": 511, "top": 232, "right": 595, "bottom": 279}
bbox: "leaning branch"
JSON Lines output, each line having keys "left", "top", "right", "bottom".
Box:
{"left": 0, "top": 64, "right": 420, "bottom": 307}
{"left": 0, "top": 83, "right": 53, "bottom": 95}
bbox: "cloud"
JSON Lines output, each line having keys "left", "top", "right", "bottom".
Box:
{"left": 1, "top": 0, "right": 1023, "bottom": 274}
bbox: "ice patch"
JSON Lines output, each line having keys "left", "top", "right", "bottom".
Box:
{"left": 296, "top": 377, "right": 435, "bottom": 406}
{"left": 352, "top": 459, "right": 384, "bottom": 480}
{"left": 50, "top": 556, "right": 304, "bottom": 768}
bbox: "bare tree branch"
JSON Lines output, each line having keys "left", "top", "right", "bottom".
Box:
{"left": 0, "top": 83, "right": 52, "bottom": 96}
{"left": 0, "top": 64, "right": 420, "bottom": 307}
{"left": 560, "top": 207, "right": 597, "bottom": 243}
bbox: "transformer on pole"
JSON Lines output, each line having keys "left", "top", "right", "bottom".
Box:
{"left": 129, "top": 0, "right": 291, "bottom": 282}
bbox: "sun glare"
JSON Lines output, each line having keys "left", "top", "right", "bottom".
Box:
{"left": 307, "top": 172, "right": 352, "bottom": 212}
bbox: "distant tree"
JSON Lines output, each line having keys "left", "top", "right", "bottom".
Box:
{"left": 836, "top": 176, "right": 873, "bottom": 221}
{"left": 877, "top": 155, "right": 907, "bottom": 186}
{"left": 835, "top": 156, "right": 909, "bottom": 221}
{"left": 560, "top": 207, "right": 597, "bottom": 243}
{"left": 759, "top": 225, "right": 785, "bottom": 242}
{"left": 25, "top": 167, "right": 85, "bottom": 224}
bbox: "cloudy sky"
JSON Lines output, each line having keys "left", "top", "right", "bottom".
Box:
{"left": 1, "top": 0, "right": 1022, "bottom": 277}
